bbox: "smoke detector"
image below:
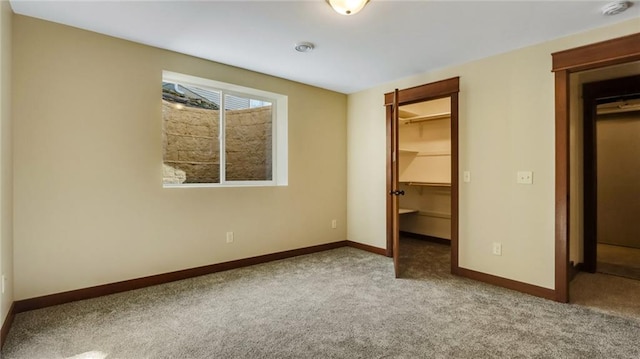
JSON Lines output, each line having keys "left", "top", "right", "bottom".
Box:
{"left": 601, "top": 1, "right": 632, "bottom": 16}
{"left": 294, "top": 42, "right": 315, "bottom": 53}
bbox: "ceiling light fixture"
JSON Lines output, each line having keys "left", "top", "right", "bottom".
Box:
{"left": 326, "top": 0, "right": 370, "bottom": 16}
{"left": 294, "top": 42, "right": 315, "bottom": 53}
{"left": 601, "top": 1, "right": 632, "bottom": 16}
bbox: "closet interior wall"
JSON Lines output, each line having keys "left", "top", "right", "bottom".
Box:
{"left": 595, "top": 101, "right": 640, "bottom": 249}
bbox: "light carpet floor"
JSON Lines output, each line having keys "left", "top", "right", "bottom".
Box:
{"left": 597, "top": 243, "right": 640, "bottom": 280}
{"left": 3, "top": 239, "right": 640, "bottom": 358}
{"left": 570, "top": 271, "right": 640, "bottom": 321}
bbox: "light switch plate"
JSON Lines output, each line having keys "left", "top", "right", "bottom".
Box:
{"left": 517, "top": 171, "right": 533, "bottom": 184}
{"left": 463, "top": 171, "right": 471, "bottom": 183}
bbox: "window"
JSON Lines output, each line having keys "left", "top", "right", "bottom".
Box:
{"left": 162, "top": 71, "right": 288, "bottom": 187}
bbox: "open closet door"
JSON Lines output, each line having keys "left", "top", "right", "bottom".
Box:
{"left": 385, "top": 77, "right": 460, "bottom": 279}
{"left": 390, "top": 89, "right": 402, "bottom": 277}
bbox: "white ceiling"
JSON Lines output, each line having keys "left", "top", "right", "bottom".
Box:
{"left": 9, "top": 0, "right": 640, "bottom": 94}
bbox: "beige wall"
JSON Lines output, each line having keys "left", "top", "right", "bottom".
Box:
{"left": 347, "top": 20, "right": 639, "bottom": 289}
{"left": 0, "top": 0, "right": 13, "bottom": 327}
{"left": 568, "top": 61, "right": 640, "bottom": 265}
{"left": 13, "top": 15, "right": 347, "bottom": 300}
{"left": 596, "top": 113, "right": 640, "bottom": 248}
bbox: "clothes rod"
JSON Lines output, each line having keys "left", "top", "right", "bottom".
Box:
{"left": 417, "top": 211, "right": 452, "bottom": 219}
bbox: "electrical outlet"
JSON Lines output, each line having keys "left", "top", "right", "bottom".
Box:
{"left": 517, "top": 171, "right": 533, "bottom": 184}
{"left": 492, "top": 242, "right": 502, "bottom": 256}
{"left": 226, "top": 231, "right": 234, "bottom": 243}
{"left": 331, "top": 219, "right": 337, "bottom": 229}
{"left": 1, "top": 274, "right": 5, "bottom": 294}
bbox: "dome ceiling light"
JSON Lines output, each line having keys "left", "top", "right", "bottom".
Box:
{"left": 326, "top": 0, "right": 370, "bottom": 16}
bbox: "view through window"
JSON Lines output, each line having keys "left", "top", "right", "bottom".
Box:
{"left": 162, "top": 72, "right": 287, "bottom": 187}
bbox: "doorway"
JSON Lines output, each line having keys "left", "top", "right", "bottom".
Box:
{"left": 384, "top": 78, "right": 460, "bottom": 277}
{"left": 582, "top": 75, "right": 640, "bottom": 279}
{"left": 552, "top": 33, "right": 640, "bottom": 302}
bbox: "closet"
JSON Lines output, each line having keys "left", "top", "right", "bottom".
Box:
{"left": 398, "top": 97, "right": 451, "bottom": 241}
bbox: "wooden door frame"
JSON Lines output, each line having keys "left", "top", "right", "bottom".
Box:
{"left": 551, "top": 33, "right": 640, "bottom": 303}
{"left": 582, "top": 75, "right": 640, "bottom": 272}
{"left": 384, "top": 77, "right": 460, "bottom": 274}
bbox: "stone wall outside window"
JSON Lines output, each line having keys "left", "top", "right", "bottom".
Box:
{"left": 162, "top": 100, "right": 272, "bottom": 184}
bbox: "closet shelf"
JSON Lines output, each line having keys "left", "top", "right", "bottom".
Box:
{"left": 417, "top": 211, "right": 452, "bottom": 219}
{"left": 399, "top": 148, "right": 451, "bottom": 157}
{"left": 399, "top": 208, "right": 418, "bottom": 215}
{"left": 406, "top": 182, "right": 451, "bottom": 187}
{"left": 398, "top": 148, "right": 419, "bottom": 154}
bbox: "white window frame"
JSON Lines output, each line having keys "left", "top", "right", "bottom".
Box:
{"left": 162, "top": 71, "right": 288, "bottom": 188}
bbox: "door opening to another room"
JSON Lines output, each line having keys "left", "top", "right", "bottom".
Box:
{"left": 552, "top": 32, "right": 640, "bottom": 303}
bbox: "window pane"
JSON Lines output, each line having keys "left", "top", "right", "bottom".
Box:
{"left": 225, "top": 94, "right": 273, "bottom": 181}
{"left": 162, "top": 82, "right": 221, "bottom": 184}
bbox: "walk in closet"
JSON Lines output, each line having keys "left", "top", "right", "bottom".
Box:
{"left": 398, "top": 97, "right": 452, "bottom": 241}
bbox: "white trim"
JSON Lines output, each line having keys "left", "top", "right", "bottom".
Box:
{"left": 162, "top": 70, "right": 288, "bottom": 188}
{"left": 219, "top": 93, "right": 226, "bottom": 184}
{"left": 275, "top": 96, "right": 288, "bottom": 186}
{"left": 163, "top": 71, "right": 284, "bottom": 107}
{"left": 164, "top": 182, "right": 276, "bottom": 189}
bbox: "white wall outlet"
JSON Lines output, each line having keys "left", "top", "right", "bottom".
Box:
{"left": 1, "top": 274, "right": 5, "bottom": 294}
{"left": 331, "top": 219, "right": 337, "bottom": 229}
{"left": 463, "top": 171, "right": 471, "bottom": 183}
{"left": 517, "top": 171, "right": 533, "bottom": 184}
{"left": 492, "top": 242, "right": 502, "bottom": 256}
{"left": 226, "top": 231, "right": 234, "bottom": 243}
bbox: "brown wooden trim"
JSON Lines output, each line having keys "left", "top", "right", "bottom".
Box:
{"left": 391, "top": 89, "right": 401, "bottom": 277}
{"left": 384, "top": 77, "right": 460, "bottom": 106}
{"left": 346, "top": 240, "right": 387, "bottom": 256}
{"left": 552, "top": 33, "right": 640, "bottom": 73}
{"left": 583, "top": 75, "right": 640, "bottom": 99}
{"left": 583, "top": 81, "right": 598, "bottom": 273}
{"left": 399, "top": 231, "right": 451, "bottom": 246}
{"left": 552, "top": 34, "right": 640, "bottom": 303}
{"left": 14, "top": 241, "right": 348, "bottom": 313}
{"left": 582, "top": 75, "right": 640, "bottom": 273}
{"left": 450, "top": 92, "right": 460, "bottom": 275}
{"left": 385, "top": 104, "right": 393, "bottom": 257}
{"left": 554, "top": 70, "right": 570, "bottom": 303}
{"left": 457, "top": 268, "right": 556, "bottom": 301}
{"left": 1, "top": 302, "right": 15, "bottom": 349}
